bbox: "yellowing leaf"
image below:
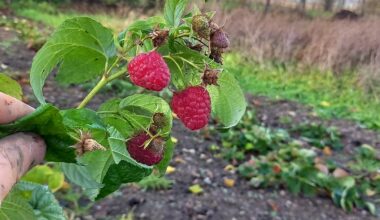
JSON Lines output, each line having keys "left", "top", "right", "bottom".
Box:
{"left": 320, "top": 101, "right": 331, "bottom": 107}
{"left": 224, "top": 178, "right": 235, "bottom": 188}
{"left": 22, "top": 165, "right": 65, "bottom": 192}
{"left": 366, "top": 189, "right": 376, "bottom": 197}
{"left": 0, "top": 73, "right": 23, "bottom": 100}
{"left": 224, "top": 164, "right": 236, "bottom": 171}
{"left": 166, "top": 166, "right": 176, "bottom": 174}
{"left": 171, "top": 136, "right": 178, "bottom": 144}
{"left": 189, "top": 184, "right": 203, "bottom": 194}
{"left": 315, "top": 163, "right": 329, "bottom": 175}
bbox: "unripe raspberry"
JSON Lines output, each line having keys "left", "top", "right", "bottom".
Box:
{"left": 128, "top": 51, "right": 170, "bottom": 91}
{"left": 192, "top": 14, "right": 211, "bottom": 39}
{"left": 127, "top": 133, "right": 164, "bottom": 166}
{"left": 171, "top": 86, "right": 211, "bottom": 130}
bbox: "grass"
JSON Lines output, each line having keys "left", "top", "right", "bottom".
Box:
{"left": 225, "top": 54, "right": 380, "bottom": 130}
{"left": 11, "top": 2, "right": 135, "bottom": 32}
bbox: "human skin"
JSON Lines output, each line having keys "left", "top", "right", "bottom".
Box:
{"left": 0, "top": 92, "right": 46, "bottom": 203}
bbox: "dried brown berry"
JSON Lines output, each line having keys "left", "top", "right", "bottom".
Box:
{"left": 75, "top": 131, "right": 106, "bottom": 156}
{"left": 151, "top": 29, "right": 169, "bottom": 47}
{"left": 153, "top": 112, "right": 166, "bottom": 128}
{"left": 209, "top": 47, "right": 224, "bottom": 64}
{"left": 211, "top": 29, "right": 230, "bottom": 49}
{"left": 202, "top": 66, "right": 220, "bottom": 86}
{"left": 209, "top": 22, "right": 220, "bottom": 33}
{"left": 186, "top": 42, "right": 203, "bottom": 52}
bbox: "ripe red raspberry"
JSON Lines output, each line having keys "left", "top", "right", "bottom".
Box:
{"left": 171, "top": 86, "right": 211, "bottom": 130}
{"left": 128, "top": 51, "right": 170, "bottom": 91}
{"left": 127, "top": 133, "right": 164, "bottom": 166}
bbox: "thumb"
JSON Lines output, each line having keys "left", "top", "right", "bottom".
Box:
{"left": 0, "top": 92, "right": 34, "bottom": 124}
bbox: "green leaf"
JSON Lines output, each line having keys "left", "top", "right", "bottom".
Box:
{"left": 164, "top": 0, "right": 188, "bottom": 27}
{"left": 30, "top": 17, "right": 116, "bottom": 104}
{"left": 0, "top": 73, "right": 23, "bottom": 100}
{"left": 98, "top": 99, "right": 135, "bottom": 138}
{"left": 118, "top": 16, "right": 165, "bottom": 47}
{"left": 119, "top": 94, "right": 173, "bottom": 137}
{"left": 156, "top": 137, "right": 175, "bottom": 176}
{"left": 0, "top": 104, "right": 76, "bottom": 162}
{"left": 22, "top": 165, "right": 65, "bottom": 192}
{"left": 0, "top": 190, "right": 36, "bottom": 220}
{"left": 207, "top": 71, "right": 247, "bottom": 128}
{"left": 97, "top": 160, "right": 152, "bottom": 199}
{"left": 15, "top": 181, "right": 66, "bottom": 220}
{"left": 107, "top": 127, "right": 129, "bottom": 164}
{"left": 60, "top": 163, "right": 103, "bottom": 190}
{"left": 61, "top": 108, "right": 108, "bottom": 144}
{"left": 0, "top": 182, "right": 65, "bottom": 220}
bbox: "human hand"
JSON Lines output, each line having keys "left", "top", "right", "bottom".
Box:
{"left": 0, "top": 92, "right": 46, "bottom": 203}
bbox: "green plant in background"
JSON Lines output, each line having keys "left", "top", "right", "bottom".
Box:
{"left": 0, "top": 0, "right": 246, "bottom": 218}
{"left": 219, "top": 109, "right": 380, "bottom": 216}
{"left": 0, "top": 16, "right": 48, "bottom": 51}
{"left": 225, "top": 54, "right": 380, "bottom": 130}
{"left": 137, "top": 173, "right": 173, "bottom": 190}
{"left": 291, "top": 122, "right": 343, "bottom": 150}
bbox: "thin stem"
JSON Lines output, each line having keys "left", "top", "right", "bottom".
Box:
{"left": 105, "top": 57, "right": 120, "bottom": 77}
{"left": 77, "top": 76, "right": 108, "bottom": 109}
{"left": 175, "top": 56, "right": 203, "bottom": 71}
{"left": 163, "top": 55, "right": 186, "bottom": 90}
{"left": 108, "top": 69, "right": 128, "bottom": 81}
{"left": 176, "top": 32, "right": 190, "bottom": 38}
{"left": 77, "top": 69, "right": 127, "bottom": 109}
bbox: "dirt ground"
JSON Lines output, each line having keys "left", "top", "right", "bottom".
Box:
{"left": 1, "top": 27, "right": 379, "bottom": 220}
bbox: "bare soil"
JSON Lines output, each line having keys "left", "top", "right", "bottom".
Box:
{"left": 1, "top": 27, "right": 378, "bottom": 220}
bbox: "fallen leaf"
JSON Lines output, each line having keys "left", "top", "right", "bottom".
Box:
{"left": 174, "top": 156, "right": 186, "bottom": 164}
{"left": 288, "top": 111, "right": 296, "bottom": 117}
{"left": 323, "top": 147, "right": 333, "bottom": 156}
{"left": 366, "top": 189, "right": 376, "bottom": 197}
{"left": 267, "top": 200, "right": 279, "bottom": 212}
{"left": 272, "top": 164, "right": 282, "bottom": 174}
{"left": 315, "top": 163, "right": 329, "bottom": 174}
{"left": 189, "top": 184, "right": 203, "bottom": 194}
{"left": 166, "top": 166, "right": 176, "bottom": 174}
{"left": 171, "top": 137, "right": 178, "bottom": 144}
{"left": 333, "top": 168, "right": 349, "bottom": 178}
{"left": 224, "top": 164, "right": 236, "bottom": 172}
{"left": 224, "top": 178, "right": 235, "bottom": 188}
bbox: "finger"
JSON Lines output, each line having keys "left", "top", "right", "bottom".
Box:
{"left": 0, "top": 132, "right": 46, "bottom": 203}
{"left": 0, "top": 92, "right": 34, "bottom": 124}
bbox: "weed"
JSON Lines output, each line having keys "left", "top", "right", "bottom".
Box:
{"left": 291, "top": 123, "right": 343, "bottom": 150}
{"left": 137, "top": 174, "right": 173, "bottom": 191}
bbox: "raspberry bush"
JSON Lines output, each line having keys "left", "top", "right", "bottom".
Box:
{"left": 0, "top": 0, "right": 246, "bottom": 218}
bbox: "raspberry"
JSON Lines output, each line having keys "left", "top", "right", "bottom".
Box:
{"left": 127, "top": 133, "right": 164, "bottom": 166}
{"left": 128, "top": 51, "right": 170, "bottom": 91}
{"left": 171, "top": 86, "right": 211, "bottom": 130}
